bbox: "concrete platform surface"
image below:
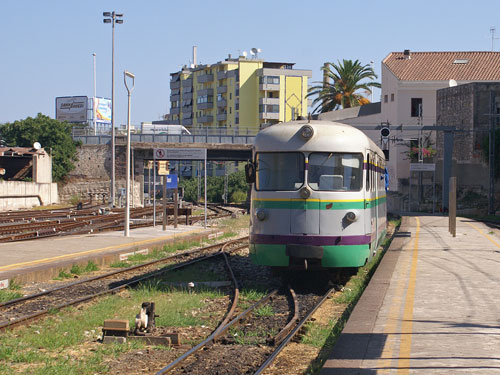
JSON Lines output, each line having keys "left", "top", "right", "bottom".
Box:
{"left": 322, "top": 216, "right": 500, "bottom": 375}
{"left": 0, "top": 224, "right": 222, "bottom": 283}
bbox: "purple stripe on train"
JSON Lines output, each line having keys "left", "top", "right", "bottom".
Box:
{"left": 363, "top": 163, "right": 385, "bottom": 173}
{"left": 250, "top": 234, "right": 371, "bottom": 246}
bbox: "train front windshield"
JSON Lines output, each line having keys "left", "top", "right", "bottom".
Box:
{"left": 256, "top": 152, "right": 304, "bottom": 191}
{"left": 255, "top": 152, "right": 363, "bottom": 192}
{"left": 308, "top": 153, "right": 363, "bottom": 191}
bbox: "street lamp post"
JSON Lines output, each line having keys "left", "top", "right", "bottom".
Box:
{"left": 103, "top": 11, "right": 123, "bottom": 207}
{"left": 124, "top": 71, "right": 135, "bottom": 237}
{"left": 92, "top": 53, "right": 97, "bottom": 135}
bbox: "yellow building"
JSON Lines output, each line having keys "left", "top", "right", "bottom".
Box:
{"left": 169, "top": 56, "right": 312, "bottom": 133}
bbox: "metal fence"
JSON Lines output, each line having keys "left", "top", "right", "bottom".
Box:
{"left": 72, "top": 126, "right": 257, "bottom": 145}
{"left": 73, "top": 133, "right": 256, "bottom": 145}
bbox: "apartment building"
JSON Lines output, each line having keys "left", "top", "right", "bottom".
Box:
{"left": 168, "top": 56, "right": 312, "bottom": 133}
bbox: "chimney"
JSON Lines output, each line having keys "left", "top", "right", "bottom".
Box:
{"left": 193, "top": 46, "right": 197, "bottom": 67}
{"left": 403, "top": 49, "right": 411, "bottom": 59}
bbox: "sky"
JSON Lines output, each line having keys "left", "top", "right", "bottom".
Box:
{"left": 1, "top": 0, "right": 500, "bottom": 127}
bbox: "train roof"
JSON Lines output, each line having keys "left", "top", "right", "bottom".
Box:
{"left": 254, "top": 120, "right": 384, "bottom": 156}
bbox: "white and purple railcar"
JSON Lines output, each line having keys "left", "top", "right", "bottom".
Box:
{"left": 246, "top": 120, "right": 387, "bottom": 269}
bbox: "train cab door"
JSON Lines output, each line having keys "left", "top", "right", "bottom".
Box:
{"left": 291, "top": 157, "right": 319, "bottom": 235}
{"left": 364, "top": 151, "right": 377, "bottom": 246}
{"left": 290, "top": 195, "right": 320, "bottom": 234}
{"left": 374, "top": 153, "right": 380, "bottom": 247}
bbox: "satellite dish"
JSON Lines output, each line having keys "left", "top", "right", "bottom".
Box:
{"left": 250, "top": 50, "right": 255, "bottom": 56}
{"left": 251, "top": 48, "right": 258, "bottom": 55}
{"left": 257, "top": 48, "right": 262, "bottom": 53}
{"left": 33, "top": 142, "right": 41, "bottom": 150}
{"left": 449, "top": 79, "right": 457, "bottom": 87}
{"left": 242, "top": 51, "right": 247, "bottom": 57}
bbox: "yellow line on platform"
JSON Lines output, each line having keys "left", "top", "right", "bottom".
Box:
{"left": 376, "top": 239, "right": 413, "bottom": 373}
{"left": 396, "top": 216, "right": 420, "bottom": 374}
{"left": 0, "top": 229, "right": 203, "bottom": 272}
{"left": 466, "top": 222, "right": 500, "bottom": 249}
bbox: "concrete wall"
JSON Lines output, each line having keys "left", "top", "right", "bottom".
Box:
{"left": 33, "top": 150, "right": 52, "bottom": 183}
{"left": 0, "top": 181, "right": 58, "bottom": 211}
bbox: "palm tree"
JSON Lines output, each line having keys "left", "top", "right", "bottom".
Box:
{"left": 307, "top": 59, "right": 381, "bottom": 113}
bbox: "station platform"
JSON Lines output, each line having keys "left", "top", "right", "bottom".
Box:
{"left": 0, "top": 224, "right": 224, "bottom": 285}
{"left": 321, "top": 215, "right": 500, "bottom": 375}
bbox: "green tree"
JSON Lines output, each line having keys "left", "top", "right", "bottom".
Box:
{"left": 307, "top": 59, "right": 381, "bottom": 113}
{"left": 179, "top": 169, "right": 249, "bottom": 203}
{"left": 0, "top": 113, "right": 79, "bottom": 181}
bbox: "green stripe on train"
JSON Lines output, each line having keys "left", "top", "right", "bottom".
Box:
{"left": 250, "top": 243, "right": 370, "bottom": 268}
{"left": 253, "top": 196, "right": 386, "bottom": 210}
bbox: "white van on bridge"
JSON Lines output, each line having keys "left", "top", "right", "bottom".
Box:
{"left": 140, "top": 122, "right": 191, "bottom": 135}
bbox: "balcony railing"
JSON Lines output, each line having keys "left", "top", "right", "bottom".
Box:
{"left": 259, "top": 112, "right": 280, "bottom": 120}
{"left": 197, "top": 88, "right": 214, "bottom": 96}
{"left": 198, "top": 102, "right": 213, "bottom": 110}
{"left": 259, "top": 83, "right": 280, "bottom": 91}
{"left": 259, "top": 97, "right": 280, "bottom": 105}
{"left": 198, "top": 73, "right": 214, "bottom": 83}
{"left": 170, "top": 81, "right": 181, "bottom": 89}
{"left": 217, "top": 85, "right": 227, "bottom": 94}
{"left": 217, "top": 71, "right": 227, "bottom": 80}
{"left": 181, "top": 78, "right": 193, "bottom": 87}
{"left": 198, "top": 115, "right": 214, "bottom": 123}
{"left": 216, "top": 113, "right": 227, "bottom": 121}
{"left": 217, "top": 99, "right": 227, "bottom": 107}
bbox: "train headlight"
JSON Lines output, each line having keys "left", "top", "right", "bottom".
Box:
{"left": 300, "top": 125, "right": 314, "bottom": 140}
{"left": 299, "top": 186, "right": 312, "bottom": 199}
{"left": 256, "top": 208, "right": 268, "bottom": 221}
{"left": 345, "top": 212, "right": 356, "bottom": 223}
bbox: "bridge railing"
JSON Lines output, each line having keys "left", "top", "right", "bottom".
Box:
{"left": 73, "top": 133, "right": 256, "bottom": 145}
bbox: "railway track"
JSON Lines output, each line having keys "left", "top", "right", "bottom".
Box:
{"left": 0, "top": 236, "right": 249, "bottom": 331}
{"left": 0, "top": 204, "right": 237, "bottom": 242}
{"left": 155, "top": 271, "right": 336, "bottom": 375}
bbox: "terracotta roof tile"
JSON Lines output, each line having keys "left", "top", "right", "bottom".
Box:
{"left": 383, "top": 51, "right": 500, "bottom": 81}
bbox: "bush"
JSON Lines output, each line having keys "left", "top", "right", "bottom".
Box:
{"left": 70, "top": 194, "right": 81, "bottom": 206}
{"left": 230, "top": 190, "right": 247, "bottom": 203}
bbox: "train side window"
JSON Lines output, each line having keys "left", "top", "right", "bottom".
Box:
{"left": 366, "top": 154, "right": 370, "bottom": 191}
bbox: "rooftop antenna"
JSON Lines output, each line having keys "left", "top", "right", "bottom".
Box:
{"left": 251, "top": 47, "right": 261, "bottom": 59}
{"left": 490, "top": 27, "right": 500, "bottom": 51}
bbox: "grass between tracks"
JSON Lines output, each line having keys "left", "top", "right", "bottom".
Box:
{"left": 0, "top": 282, "right": 227, "bottom": 374}
{"left": 0, "top": 215, "right": 251, "bottom": 373}
{"left": 301, "top": 215, "right": 402, "bottom": 374}
{"left": 0, "top": 279, "right": 23, "bottom": 303}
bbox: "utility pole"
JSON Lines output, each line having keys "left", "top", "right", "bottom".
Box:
{"left": 489, "top": 91, "right": 496, "bottom": 215}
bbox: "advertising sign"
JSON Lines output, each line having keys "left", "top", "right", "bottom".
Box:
{"left": 95, "top": 97, "right": 112, "bottom": 124}
{"left": 56, "top": 96, "right": 88, "bottom": 123}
